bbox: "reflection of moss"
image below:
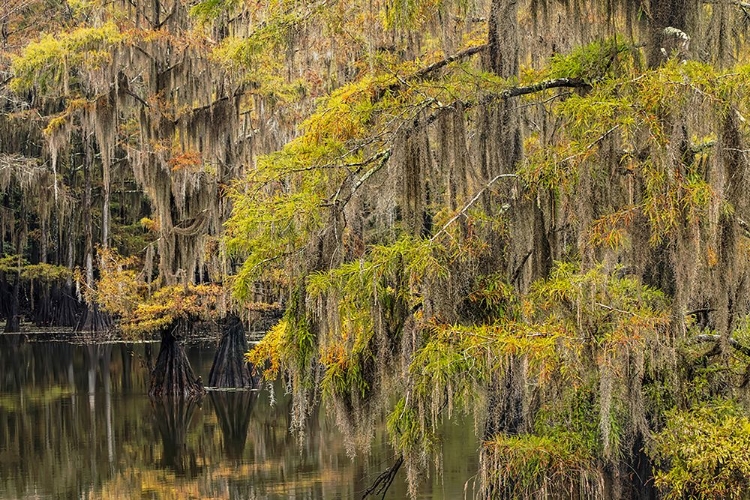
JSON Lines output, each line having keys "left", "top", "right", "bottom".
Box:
{"left": 0, "top": 386, "right": 73, "bottom": 411}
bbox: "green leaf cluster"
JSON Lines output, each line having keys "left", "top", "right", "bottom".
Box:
{"left": 650, "top": 400, "right": 750, "bottom": 499}
{"left": 10, "top": 22, "right": 123, "bottom": 95}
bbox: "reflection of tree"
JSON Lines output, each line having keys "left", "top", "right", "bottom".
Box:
{"left": 151, "top": 396, "right": 202, "bottom": 477}
{"left": 210, "top": 390, "right": 256, "bottom": 460}
{"left": 0, "top": 342, "right": 155, "bottom": 499}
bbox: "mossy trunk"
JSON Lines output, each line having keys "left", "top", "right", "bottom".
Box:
{"left": 149, "top": 322, "right": 205, "bottom": 399}
{"left": 208, "top": 315, "right": 255, "bottom": 388}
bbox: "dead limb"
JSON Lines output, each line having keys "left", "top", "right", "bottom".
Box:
{"left": 362, "top": 454, "right": 404, "bottom": 499}
{"left": 694, "top": 333, "right": 750, "bottom": 358}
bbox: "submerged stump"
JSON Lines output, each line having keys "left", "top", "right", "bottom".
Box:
{"left": 208, "top": 315, "right": 256, "bottom": 388}
{"left": 149, "top": 322, "right": 206, "bottom": 399}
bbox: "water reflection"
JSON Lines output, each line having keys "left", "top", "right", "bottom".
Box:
{"left": 0, "top": 335, "right": 478, "bottom": 499}
{"left": 211, "top": 391, "right": 256, "bottom": 460}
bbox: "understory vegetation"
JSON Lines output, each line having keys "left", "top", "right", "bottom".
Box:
{"left": 4, "top": 0, "right": 750, "bottom": 497}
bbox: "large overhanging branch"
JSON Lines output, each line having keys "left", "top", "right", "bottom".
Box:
{"left": 331, "top": 75, "right": 591, "bottom": 210}
{"left": 695, "top": 333, "right": 750, "bottom": 358}
{"left": 376, "top": 44, "right": 489, "bottom": 100}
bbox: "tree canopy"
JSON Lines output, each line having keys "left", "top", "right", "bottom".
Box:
{"left": 4, "top": 0, "right": 750, "bottom": 497}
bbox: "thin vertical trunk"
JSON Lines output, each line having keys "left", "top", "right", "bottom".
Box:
{"left": 102, "top": 166, "right": 110, "bottom": 250}
{"left": 4, "top": 263, "right": 21, "bottom": 333}
{"left": 77, "top": 135, "right": 111, "bottom": 333}
{"left": 34, "top": 217, "right": 52, "bottom": 326}
{"left": 4, "top": 205, "right": 26, "bottom": 333}
{"left": 84, "top": 135, "right": 94, "bottom": 288}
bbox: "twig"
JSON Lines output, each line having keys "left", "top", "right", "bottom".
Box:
{"left": 362, "top": 455, "right": 404, "bottom": 499}
{"left": 430, "top": 173, "right": 517, "bottom": 242}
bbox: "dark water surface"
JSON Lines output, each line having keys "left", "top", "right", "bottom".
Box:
{"left": 0, "top": 335, "right": 478, "bottom": 499}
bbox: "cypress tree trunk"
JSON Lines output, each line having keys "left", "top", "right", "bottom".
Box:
{"left": 208, "top": 314, "right": 255, "bottom": 388}
{"left": 149, "top": 321, "right": 205, "bottom": 399}
{"left": 4, "top": 213, "right": 26, "bottom": 333}
{"left": 33, "top": 218, "right": 53, "bottom": 327}
{"left": 4, "top": 271, "right": 20, "bottom": 333}
{"left": 56, "top": 216, "right": 79, "bottom": 327}
{"left": 76, "top": 136, "right": 111, "bottom": 333}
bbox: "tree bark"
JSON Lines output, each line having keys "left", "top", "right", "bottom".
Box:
{"left": 4, "top": 270, "right": 20, "bottom": 333}
{"left": 149, "top": 321, "right": 206, "bottom": 399}
{"left": 208, "top": 314, "right": 256, "bottom": 388}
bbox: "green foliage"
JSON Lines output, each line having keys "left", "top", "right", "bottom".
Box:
{"left": 381, "top": 0, "right": 445, "bottom": 30}
{"left": 189, "top": 0, "right": 243, "bottom": 22}
{"left": 548, "top": 37, "right": 639, "bottom": 83}
{"left": 10, "top": 22, "right": 123, "bottom": 94}
{"left": 650, "top": 400, "right": 750, "bottom": 499}
{"left": 482, "top": 432, "right": 595, "bottom": 496}
{"left": 387, "top": 397, "right": 438, "bottom": 453}
{"left": 0, "top": 255, "right": 70, "bottom": 282}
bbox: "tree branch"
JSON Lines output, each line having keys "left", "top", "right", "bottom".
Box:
{"left": 695, "top": 334, "right": 750, "bottom": 358}
{"left": 362, "top": 455, "right": 404, "bottom": 499}
{"left": 414, "top": 44, "right": 488, "bottom": 80}
{"left": 498, "top": 77, "right": 592, "bottom": 99}
{"left": 376, "top": 44, "right": 488, "bottom": 100}
{"left": 430, "top": 173, "right": 517, "bottom": 242}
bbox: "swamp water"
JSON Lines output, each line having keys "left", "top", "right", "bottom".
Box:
{"left": 0, "top": 335, "right": 478, "bottom": 499}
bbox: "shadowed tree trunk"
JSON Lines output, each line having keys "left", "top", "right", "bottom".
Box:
{"left": 149, "top": 321, "right": 205, "bottom": 398}
{"left": 54, "top": 282, "right": 79, "bottom": 327}
{"left": 208, "top": 314, "right": 256, "bottom": 388}
{"left": 33, "top": 286, "right": 53, "bottom": 327}
{"left": 76, "top": 303, "right": 113, "bottom": 333}
{"left": 75, "top": 134, "right": 112, "bottom": 334}
{"left": 4, "top": 220, "right": 26, "bottom": 333}
{"left": 55, "top": 216, "right": 80, "bottom": 327}
{"left": 4, "top": 270, "right": 20, "bottom": 333}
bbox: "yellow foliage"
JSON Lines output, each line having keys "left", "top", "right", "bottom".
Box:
{"left": 245, "top": 318, "right": 287, "bottom": 380}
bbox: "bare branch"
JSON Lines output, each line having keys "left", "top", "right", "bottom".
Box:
{"left": 362, "top": 455, "right": 404, "bottom": 499}
{"left": 695, "top": 334, "right": 750, "bottom": 358}
{"left": 431, "top": 173, "right": 517, "bottom": 242}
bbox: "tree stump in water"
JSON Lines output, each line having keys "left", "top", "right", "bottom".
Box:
{"left": 76, "top": 303, "right": 112, "bottom": 333}
{"left": 149, "top": 322, "right": 205, "bottom": 399}
{"left": 54, "top": 283, "right": 80, "bottom": 327}
{"left": 208, "top": 315, "right": 256, "bottom": 388}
